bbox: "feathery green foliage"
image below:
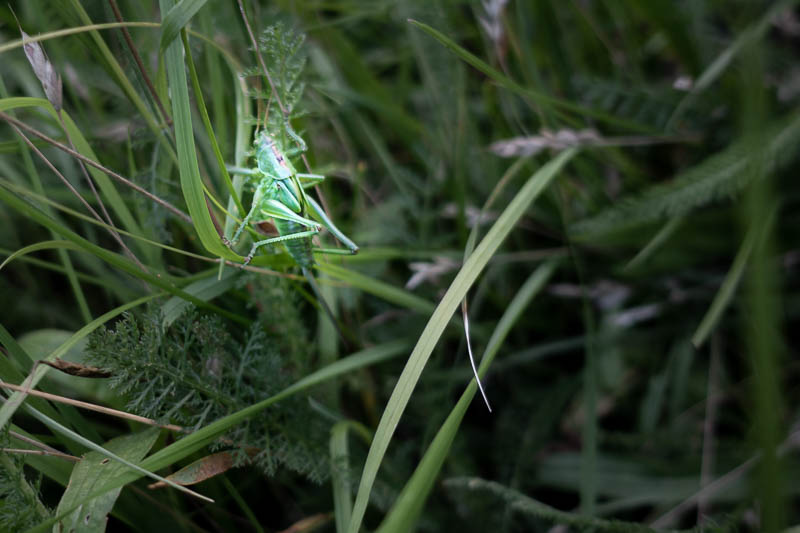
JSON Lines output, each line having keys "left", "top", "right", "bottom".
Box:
{"left": 0, "top": 449, "right": 51, "bottom": 531}
{"left": 570, "top": 112, "right": 800, "bottom": 239}
{"left": 87, "top": 301, "right": 329, "bottom": 482}
{"left": 239, "top": 23, "right": 307, "bottom": 150}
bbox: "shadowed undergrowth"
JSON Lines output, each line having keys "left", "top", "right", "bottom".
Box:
{"left": 0, "top": 1, "right": 798, "bottom": 532}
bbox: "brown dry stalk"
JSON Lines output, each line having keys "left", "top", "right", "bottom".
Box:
{"left": 0, "top": 381, "right": 185, "bottom": 433}
{"left": 0, "top": 111, "right": 191, "bottom": 223}
{"left": 107, "top": 0, "right": 172, "bottom": 127}
{"left": 1, "top": 447, "right": 80, "bottom": 462}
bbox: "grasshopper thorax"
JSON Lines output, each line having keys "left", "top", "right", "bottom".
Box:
{"left": 251, "top": 131, "right": 305, "bottom": 214}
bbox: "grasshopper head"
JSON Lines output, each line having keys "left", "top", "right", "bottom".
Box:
{"left": 255, "top": 131, "right": 296, "bottom": 180}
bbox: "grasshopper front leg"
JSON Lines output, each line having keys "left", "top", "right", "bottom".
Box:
{"left": 224, "top": 181, "right": 268, "bottom": 249}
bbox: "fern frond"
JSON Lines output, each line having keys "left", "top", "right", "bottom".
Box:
{"left": 573, "top": 75, "right": 685, "bottom": 132}
{"left": 0, "top": 446, "right": 51, "bottom": 531}
{"left": 86, "top": 298, "right": 329, "bottom": 482}
{"left": 243, "top": 22, "right": 308, "bottom": 151}
{"left": 569, "top": 111, "right": 800, "bottom": 238}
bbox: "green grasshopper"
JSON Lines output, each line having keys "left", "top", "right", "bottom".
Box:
{"left": 225, "top": 122, "right": 358, "bottom": 337}
{"left": 225, "top": 123, "right": 358, "bottom": 266}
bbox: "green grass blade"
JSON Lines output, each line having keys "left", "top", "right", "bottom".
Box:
{"left": 0, "top": 78, "right": 92, "bottom": 323}
{"left": 329, "top": 420, "right": 371, "bottom": 533}
{"left": 8, "top": 424, "right": 73, "bottom": 486}
{"left": 0, "top": 240, "right": 78, "bottom": 271}
{"left": 1, "top": 97, "right": 147, "bottom": 254}
{"left": 61, "top": 1, "right": 175, "bottom": 160}
{"left": 691, "top": 208, "right": 773, "bottom": 348}
{"left": 0, "top": 325, "right": 72, "bottom": 425}
{"left": 0, "top": 177, "right": 213, "bottom": 267}
{"left": 316, "top": 262, "right": 435, "bottom": 315}
{"left": 160, "top": 0, "right": 208, "bottom": 51}
{"left": 0, "top": 21, "right": 159, "bottom": 56}
{"left": 407, "top": 20, "right": 655, "bottom": 134}
{"left": 0, "top": 323, "right": 36, "bottom": 371}
{"left": 331, "top": 422, "right": 354, "bottom": 533}
{"left": 624, "top": 216, "right": 684, "bottom": 272}
{"left": 181, "top": 30, "right": 245, "bottom": 219}
{"left": 0, "top": 97, "right": 164, "bottom": 267}
{"left": 0, "top": 184, "right": 248, "bottom": 324}
{"left": 376, "top": 260, "right": 558, "bottom": 533}
{"left": 21, "top": 405, "right": 210, "bottom": 505}
{"left": 158, "top": 2, "right": 238, "bottom": 260}
{"left": 0, "top": 248, "right": 127, "bottom": 294}
{"left": 347, "top": 150, "right": 577, "bottom": 533}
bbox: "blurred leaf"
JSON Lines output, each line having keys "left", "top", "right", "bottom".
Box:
{"left": 55, "top": 428, "right": 160, "bottom": 533}
{"left": 691, "top": 208, "right": 774, "bottom": 348}
{"left": 160, "top": 268, "right": 240, "bottom": 328}
{"left": 408, "top": 19, "right": 654, "bottom": 133}
{"left": 443, "top": 477, "right": 691, "bottom": 532}
{"left": 160, "top": 0, "right": 208, "bottom": 51}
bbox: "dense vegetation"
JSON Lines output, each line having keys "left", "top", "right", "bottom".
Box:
{"left": 1, "top": 1, "right": 798, "bottom": 532}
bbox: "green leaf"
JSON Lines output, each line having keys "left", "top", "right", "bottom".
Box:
{"left": 347, "top": 149, "right": 577, "bottom": 533}
{"left": 160, "top": 0, "right": 208, "bottom": 51}
{"left": 0, "top": 240, "right": 81, "bottom": 272}
{"left": 54, "top": 428, "right": 160, "bottom": 533}
{"left": 0, "top": 184, "right": 248, "bottom": 325}
{"left": 159, "top": 0, "right": 237, "bottom": 260}
{"left": 161, "top": 268, "right": 240, "bottom": 328}
{"left": 316, "top": 262, "right": 435, "bottom": 316}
